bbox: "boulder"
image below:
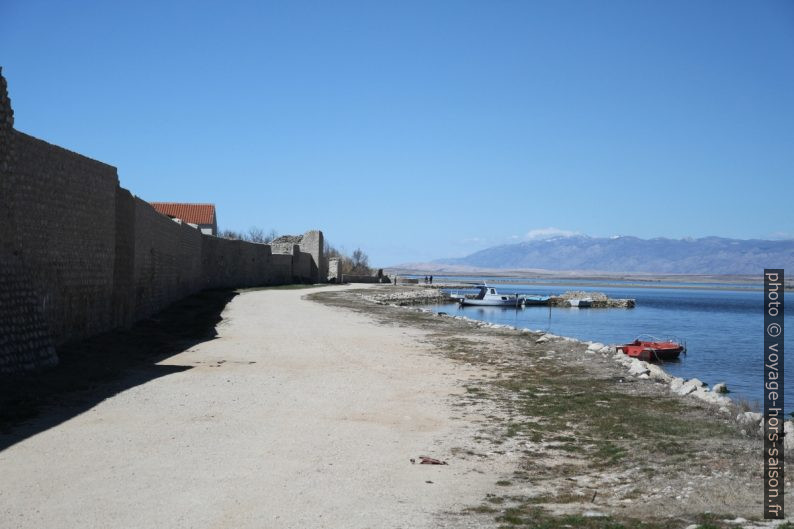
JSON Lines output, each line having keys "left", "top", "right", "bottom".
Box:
{"left": 674, "top": 378, "right": 704, "bottom": 396}
{"left": 692, "top": 387, "right": 731, "bottom": 406}
{"left": 612, "top": 352, "right": 632, "bottom": 366}
{"left": 599, "top": 345, "right": 615, "bottom": 354}
{"left": 712, "top": 382, "right": 728, "bottom": 394}
{"left": 669, "top": 377, "right": 685, "bottom": 392}
{"left": 646, "top": 364, "right": 672, "bottom": 383}
{"left": 628, "top": 360, "right": 650, "bottom": 376}
{"left": 737, "top": 411, "right": 763, "bottom": 425}
{"left": 587, "top": 342, "right": 606, "bottom": 352}
{"left": 785, "top": 421, "right": 794, "bottom": 452}
{"left": 688, "top": 378, "right": 705, "bottom": 388}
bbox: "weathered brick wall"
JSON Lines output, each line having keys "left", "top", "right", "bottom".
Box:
{"left": 0, "top": 68, "right": 326, "bottom": 375}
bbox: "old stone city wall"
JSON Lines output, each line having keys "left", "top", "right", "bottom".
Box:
{"left": 0, "top": 68, "right": 324, "bottom": 375}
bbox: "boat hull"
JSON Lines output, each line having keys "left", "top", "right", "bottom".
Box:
{"left": 460, "top": 299, "right": 523, "bottom": 307}
{"left": 617, "top": 340, "right": 685, "bottom": 362}
{"left": 523, "top": 296, "right": 550, "bottom": 306}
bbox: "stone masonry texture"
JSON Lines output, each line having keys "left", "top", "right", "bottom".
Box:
{"left": 0, "top": 70, "right": 327, "bottom": 375}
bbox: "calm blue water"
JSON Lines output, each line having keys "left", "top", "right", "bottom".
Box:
{"left": 421, "top": 282, "right": 792, "bottom": 413}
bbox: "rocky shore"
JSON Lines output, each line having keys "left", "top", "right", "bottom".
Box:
{"left": 315, "top": 285, "right": 782, "bottom": 524}
{"left": 368, "top": 285, "right": 635, "bottom": 308}
{"left": 362, "top": 287, "right": 452, "bottom": 305}
{"left": 360, "top": 285, "right": 782, "bottom": 450}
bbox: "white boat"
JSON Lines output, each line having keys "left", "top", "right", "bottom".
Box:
{"left": 568, "top": 298, "right": 593, "bottom": 308}
{"left": 460, "top": 285, "right": 525, "bottom": 307}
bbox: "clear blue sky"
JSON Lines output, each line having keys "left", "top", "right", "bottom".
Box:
{"left": 2, "top": 0, "right": 793, "bottom": 266}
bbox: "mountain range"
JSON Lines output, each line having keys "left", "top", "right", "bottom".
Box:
{"left": 434, "top": 236, "right": 794, "bottom": 275}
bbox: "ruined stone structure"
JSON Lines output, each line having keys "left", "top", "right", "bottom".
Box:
{"left": 0, "top": 69, "right": 326, "bottom": 375}
{"left": 327, "top": 258, "right": 341, "bottom": 283}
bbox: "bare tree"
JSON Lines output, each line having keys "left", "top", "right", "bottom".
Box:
{"left": 246, "top": 226, "right": 278, "bottom": 243}
{"left": 218, "top": 229, "right": 244, "bottom": 240}
{"left": 247, "top": 226, "right": 266, "bottom": 243}
{"left": 350, "top": 248, "right": 371, "bottom": 275}
{"left": 220, "top": 226, "right": 278, "bottom": 243}
{"left": 323, "top": 240, "right": 343, "bottom": 259}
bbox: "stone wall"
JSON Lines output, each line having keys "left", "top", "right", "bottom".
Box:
{"left": 299, "top": 230, "right": 324, "bottom": 283}
{"left": 272, "top": 231, "right": 325, "bottom": 283}
{"left": 0, "top": 68, "right": 55, "bottom": 374}
{"left": 341, "top": 274, "right": 383, "bottom": 283}
{"left": 0, "top": 69, "right": 327, "bottom": 375}
{"left": 130, "top": 198, "right": 204, "bottom": 320}
{"left": 327, "top": 258, "right": 341, "bottom": 283}
{"left": 10, "top": 132, "right": 119, "bottom": 344}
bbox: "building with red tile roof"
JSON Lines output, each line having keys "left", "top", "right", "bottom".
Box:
{"left": 150, "top": 202, "right": 217, "bottom": 236}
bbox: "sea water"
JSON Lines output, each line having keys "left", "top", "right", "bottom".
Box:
{"left": 418, "top": 280, "right": 792, "bottom": 414}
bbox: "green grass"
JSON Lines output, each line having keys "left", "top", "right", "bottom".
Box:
{"left": 308, "top": 288, "right": 755, "bottom": 524}
{"left": 482, "top": 502, "right": 740, "bottom": 529}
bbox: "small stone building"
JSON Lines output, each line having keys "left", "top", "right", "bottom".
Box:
{"left": 150, "top": 203, "right": 217, "bottom": 235}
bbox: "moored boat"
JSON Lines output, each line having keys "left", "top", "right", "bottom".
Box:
{"left": 616, "top": 336, "right": 686, "bottom": 362}
{"left": 459, "top": 285, "right": 525, "bottom": 307}
{"left": 523, "top": 295, "right": 551, "bottom": 306}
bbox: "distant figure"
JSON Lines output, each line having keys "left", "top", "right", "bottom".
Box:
{"left": 429, "top": 275, "right": 433, "bottom": 285}
{"left": 424, "top": 275, "right": 428, "bottom": 284}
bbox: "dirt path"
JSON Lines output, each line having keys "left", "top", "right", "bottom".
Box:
{"left": 0, "top": 285, "right": 497, "bottom": 529}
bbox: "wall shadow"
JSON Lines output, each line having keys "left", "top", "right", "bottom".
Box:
{"left": 0, "top": 289, "right": 238, "bottom": 452}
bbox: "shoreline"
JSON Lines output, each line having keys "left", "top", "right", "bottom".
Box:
{"left": 1, "top": 284, "right": 788, "bottom": 527}
{"left": 313, "top": 285, "right": 786, "bottom": 523}
{"left": 363, "top": 286, "right": 774, "bottom": 423}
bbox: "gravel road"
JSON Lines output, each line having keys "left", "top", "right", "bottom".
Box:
{"left": 0, "top": 285, "right": 496, "bottom": 529}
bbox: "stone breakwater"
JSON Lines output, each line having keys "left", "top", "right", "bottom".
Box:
{"left": 549, "top": 290, "right": 635, "bottom": 308}
{"left": 361, "top": 287, "right": 452, "bottom": 306}
{"left": 396, "top": 285, "right": 635, "bottom": 308}
{"left": 360, "top": 290, "right": 788, "bottom": 451}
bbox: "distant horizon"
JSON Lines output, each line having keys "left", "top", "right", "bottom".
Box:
{"left": 387, "top": 231, "right": 794, "bottom": 276}
{"left": 2, "top": 0, "right": 792, "bottom": 266}
{"left": 391, "top": 230, "right": 794, "bottom": 267}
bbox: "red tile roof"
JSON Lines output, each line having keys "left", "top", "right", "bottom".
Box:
{"left": 150, "top": 202, "right": 216, "bottom": 225}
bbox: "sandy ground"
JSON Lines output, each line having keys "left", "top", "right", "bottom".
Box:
{"left": 0, "top": 285, "right": 499, "bottom": 529}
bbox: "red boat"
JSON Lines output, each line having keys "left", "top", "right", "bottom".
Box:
{"left": 616, "top": 336, "right": 686, "bottom": 362}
